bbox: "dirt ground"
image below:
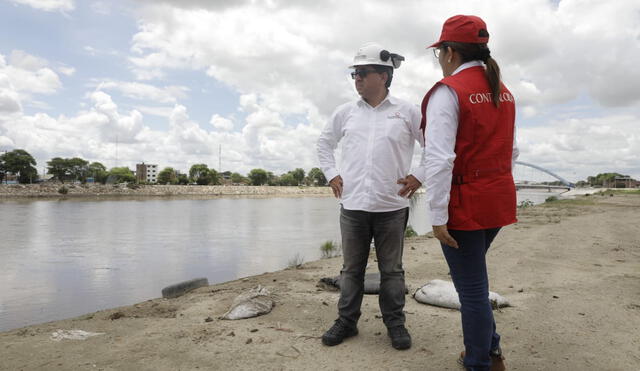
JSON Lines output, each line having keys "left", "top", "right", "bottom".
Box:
{"left": 1, "top": 193, "right": 639, "bottom": 371}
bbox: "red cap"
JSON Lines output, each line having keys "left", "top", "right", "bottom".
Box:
{"left": 428, "top": 15, "right": 489, "bottom": 48}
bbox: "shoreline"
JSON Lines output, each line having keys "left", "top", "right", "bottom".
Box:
{"left": 0, "top": 183, "right": 630, "bottom": 201}
{"left": 0, "top": 184, "right": 334, "bottom": 199}
{"left": 1, "top": 193, "right": 639, "bottom": 370}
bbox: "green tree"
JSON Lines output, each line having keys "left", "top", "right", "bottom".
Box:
{"left": 177, "top": 173, "right": 189, "bottom": 185}
{"left": 290, "top": 168, "right": 305, "bottom": 185}
{"left": 88, "top": 162, "right": 108, "bottom": 184}
{"left": 0, "top": 158, "right": 5, "bottom": 183}
{"left": 158, "top": 167, "right": 177, "bottom": 184}
{"left": 266, "top": 171, "right": 279, "bottom": 186}
{"left": 196, "top": 170, "right": 211, "bottom": 185}
{"left": 230, "top": 172, "right": 246, "bottom": 184}
{"left": 1, "top": 149, "right": 38, "bottom": 184}
{"left": 248, "top": 168, "right": 268, "bottom": 185}
{"left": 107, "top": 167, "right": 135, "bottom": 183}
{"left": 307, "top": 167, "right": 327, "bottom": 186}
{"left": 47, "top": 157, "right": 90, "bottom": 183}
{"left": 208, "top": 168, "right": 221, "bottom": 185}
{"left": 189, "top": 164, "right": 220, "bottom": 185}
{"left": 47, "top": 157, "right": 69, "bottom": 182}
{"left": 67, "top": 157, "right": 89, "bottom": 183}
{"left": 279, "top": 172, "right": 296, "bottom": 186}
{"left": 189, "top": 164, "right": 210, "bottom": 183}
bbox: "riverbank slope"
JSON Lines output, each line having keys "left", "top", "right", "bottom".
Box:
{"left": 1, "top": 193, "right": 639, "bottom": 370}
{"left": 0, "top": 184, "right": 334, "bottom": 198}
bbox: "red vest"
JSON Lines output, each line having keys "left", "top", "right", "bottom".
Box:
{"left": 421, "top": 66, "right": 517, "bottom": 230}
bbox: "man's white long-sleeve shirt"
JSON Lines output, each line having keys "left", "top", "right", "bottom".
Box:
{"left": 317, "top": 94, "right": 427, "bottom": 212}
{"left": 424, "top": 61, "right": 519, "bottom": 226}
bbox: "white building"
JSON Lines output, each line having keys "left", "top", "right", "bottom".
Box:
{"left": 136, "top": 163, "right": 158, "bottom": 183}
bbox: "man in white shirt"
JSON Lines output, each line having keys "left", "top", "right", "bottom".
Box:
{"left": 317, "top": 42, "right": 427, "bottom": 350}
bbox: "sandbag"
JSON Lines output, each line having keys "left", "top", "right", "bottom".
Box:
{"left": 319, "top": 272, "right": 407, "bottom": 294}
{"left": 161, "top": 277, "right": 209, "bottom": 299}
{"left": 413, "top": 279, "right": 509, "bottom": 310}
{"left": 221, "top": 285, "right": 274, "bottom": 320}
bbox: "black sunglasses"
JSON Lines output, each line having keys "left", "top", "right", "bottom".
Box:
{"left": 350, "top": 69, "right": 379, "bottom": 79}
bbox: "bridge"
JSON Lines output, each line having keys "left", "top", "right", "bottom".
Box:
{"left": 514, "top": 161, "right": 575, "bottom": 190}
{"left": 411, "top": 161, "right": 575, "bottom": 191}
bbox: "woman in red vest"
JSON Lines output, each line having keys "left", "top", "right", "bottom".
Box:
{"left": 421, "top": 15, "right": 519, "bottom": 371}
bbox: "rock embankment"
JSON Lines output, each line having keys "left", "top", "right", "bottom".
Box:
{"left": 0, "top": 184, "right": 333, "bottom": 198}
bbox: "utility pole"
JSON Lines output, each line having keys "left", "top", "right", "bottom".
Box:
{"left": 218, "top": 144, "right": 222, "bottom": 173}
{"left": 115, "top": 135, "right": 119, "bottom": 168}
{"left": 2, "top": 150, "right": 7, "bottom": 184}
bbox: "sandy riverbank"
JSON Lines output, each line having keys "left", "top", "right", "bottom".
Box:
{"left": 0, "top": 184, "right": 334, "bottom": 199}
{"left": 1, "top": 193, "right": 639, "bottom": 370}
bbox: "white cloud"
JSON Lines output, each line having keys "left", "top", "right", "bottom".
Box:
{"left": 2, "top": 0, "right": 640, "bottom": 182}
{"left": 9, "top": 0, "right": 74, "bottom": 12}
{"left": 57, "top": 66, "right": 75, "bottom": 76}
{"left": 119, "top": 0, "right": 640, "bottom": 180}
{"left": 0, "top": 91, "right": 144, "bottom": 165}
{"left": 134, "top": 105, "right": 174, "bottom": 118}
{"left": 518, "top": 114, "right": 640, "bottom": 180}
{"left": 1, "top": 51, "right": 62, "bottom": 96}
{"left": 88, "top": 91, "right": 144, "bottom": 143}
{"left": 0, "top": 92, "right": 22, "bottom": 114}
{"left": 209, "top": 114, "right": 233, "bottom": 131}
{"left": 0, "top": 135, "right": 15, "bottom": 150}
{"left": 83, "top": 46, "right": 120, "bottom": 57}
{"left": 94, "top": 80, "right": 189, "bottom": 104}
{"left": 91, "top": 1, "right": 110, "bottom": 15}
{"left": 0, "top": 51, "right": 63, "bottom": 115}
{"left": 128, "top": 0, "right": 640, "bottom": 115}
{"left": 0, "top": 89, "right": 324, "bottom": 176}
{"left": 0, "top": 74, "right": 22, "bottom": 114}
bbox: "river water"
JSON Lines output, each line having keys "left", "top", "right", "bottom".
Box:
{"left": 0, "top": 190, "right": 559, "bottom": 331}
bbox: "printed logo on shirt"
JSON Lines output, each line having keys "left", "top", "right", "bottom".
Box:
{"left": 387, "top": 111, "right": 405, "bottom": 119}
{"left": 468, "top": 91, "right": 514, "bottom": 104}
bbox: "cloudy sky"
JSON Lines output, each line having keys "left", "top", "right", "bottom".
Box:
{"left": 0, "top": 0, "right": 638, "bottom": 182}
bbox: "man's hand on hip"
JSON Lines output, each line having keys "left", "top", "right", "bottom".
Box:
{"left": 397, "top": 175, "right": 421, "bottom": 198}
{"left": 432, "top": 225, "right": 459, "bottom": 249}
{"left": 329, "top": 175, "right": 343, "bottom": 199}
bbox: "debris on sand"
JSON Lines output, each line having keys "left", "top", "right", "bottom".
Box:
{"left": 109, "top": 311, "right": 125, "bottom": 320}
{"left": 51, "top": 329, "right": 104, "bottom": 341}
{"left": 221, "top": 285, "right": 274, "bottom": 320}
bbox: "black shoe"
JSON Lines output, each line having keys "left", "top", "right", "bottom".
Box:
{"left": 322, "top": 319, "right": 358, "bottom": 346}
{"left": 387, "top": 325, "right": 411, "bottom": 350}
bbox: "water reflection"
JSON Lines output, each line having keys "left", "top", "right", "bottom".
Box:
{"left": 0, "top": 190, "right": 558, "bottom": 331}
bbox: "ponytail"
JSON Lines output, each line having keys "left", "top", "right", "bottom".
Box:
{"left": 446, "top": 42, "right": 503, "bottom": 108}
{"left": 484, "top": 56, "right": 501, "bottom": 108}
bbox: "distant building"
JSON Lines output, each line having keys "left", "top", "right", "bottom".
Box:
{"left": 136, "top": 163, "right": 158, "bottom": 183}
{"left": 603, "top": 176, "right": 638, "bottom": 188}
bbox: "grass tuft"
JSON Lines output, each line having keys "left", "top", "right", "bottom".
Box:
{"left": 404, "top": 225, "right": 418, "bottom": 238}
{"left": 287, "top": 253, "right": 304, "bottom": 269}
{"left": 320, "top": 240, "right": 340, "bottom": 259}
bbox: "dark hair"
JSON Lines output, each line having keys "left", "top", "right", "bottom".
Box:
{"left": 373, "top": 65, "right": 393, "bottom": 88}
{"left": 442, "top": 35, "right": 501, "bottom": 107}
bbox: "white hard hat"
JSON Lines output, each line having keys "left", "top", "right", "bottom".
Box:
{"left": 350, "top": 42, "right": 405, "bottom": 69}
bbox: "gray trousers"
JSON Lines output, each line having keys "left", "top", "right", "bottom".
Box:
{"left": 338, "top": 206, "right": 409, "bottom": 329}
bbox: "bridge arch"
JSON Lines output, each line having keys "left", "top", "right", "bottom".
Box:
{"left": 514, "top": 161, "right": 575, "bottom": 188}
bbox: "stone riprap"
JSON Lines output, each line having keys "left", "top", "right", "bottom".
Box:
{"left": 0, "top": 184, "right": 333, "bottom": 198}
